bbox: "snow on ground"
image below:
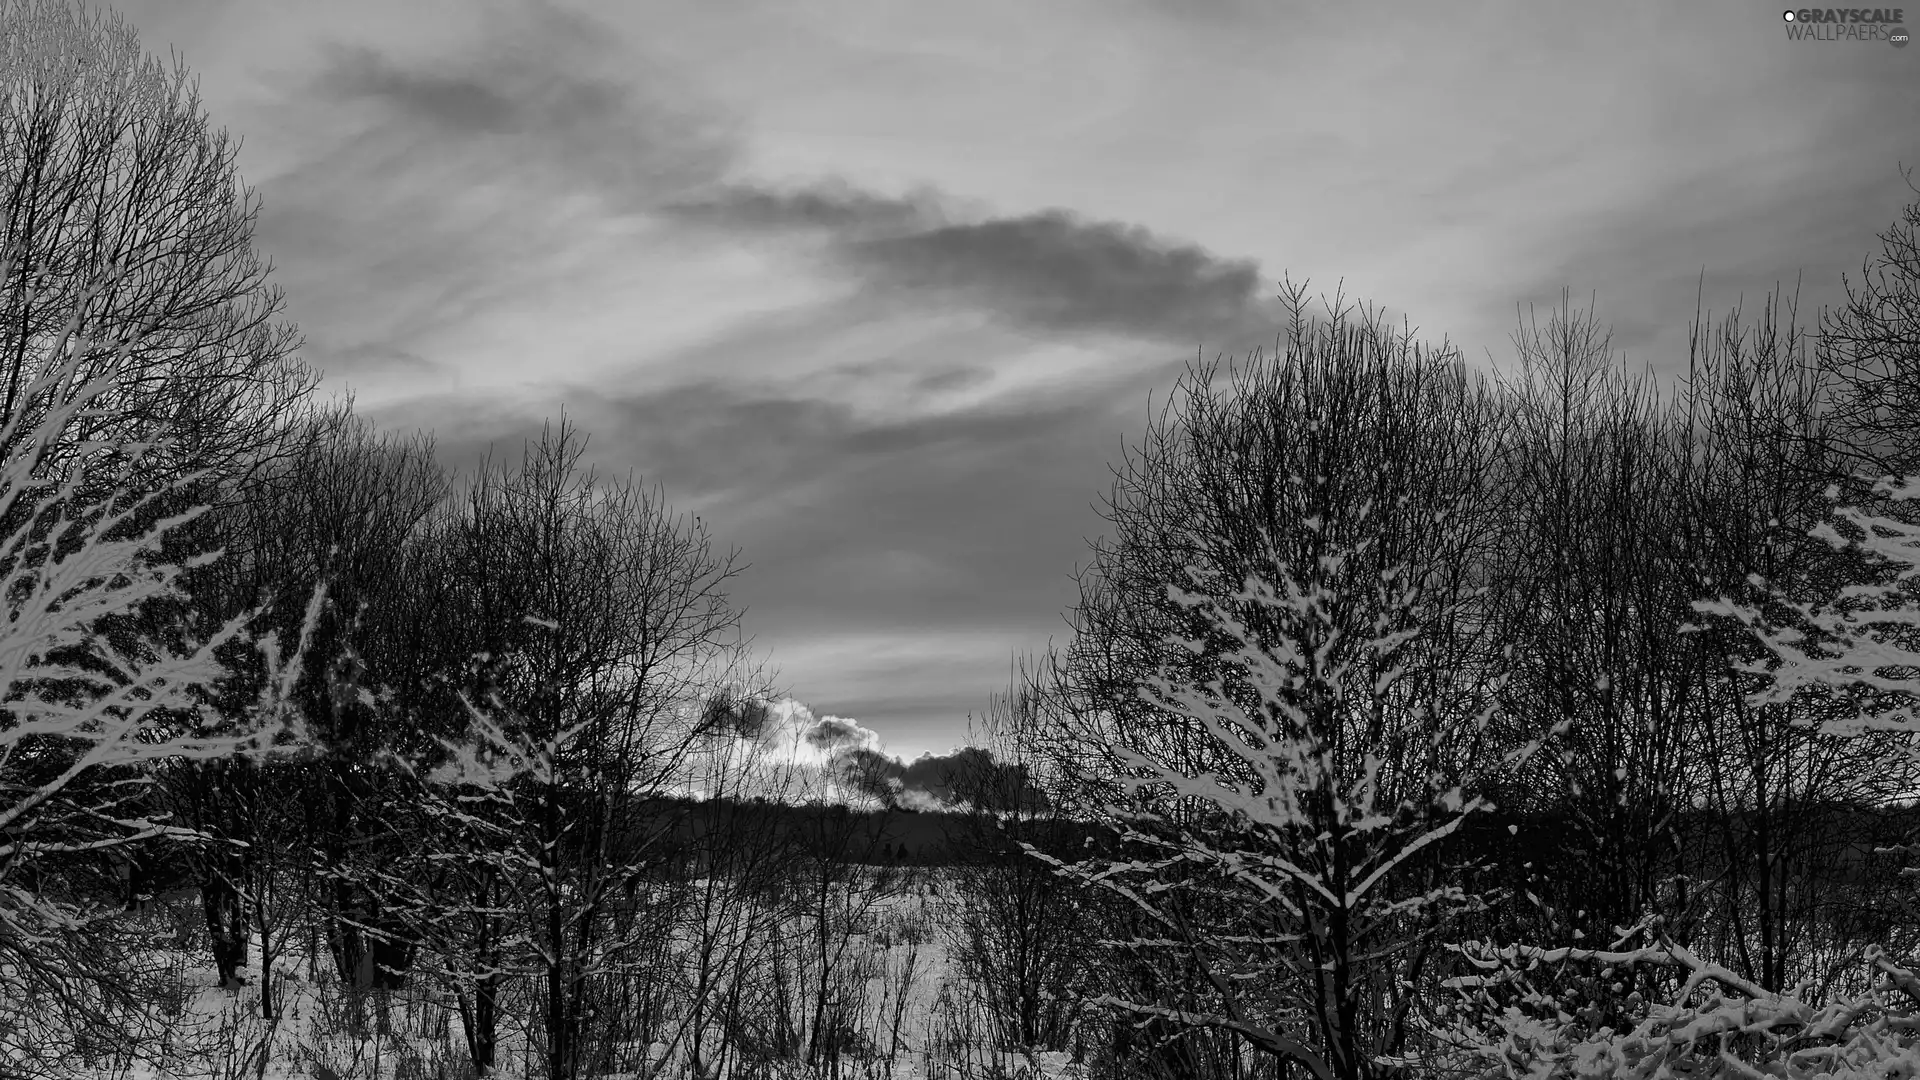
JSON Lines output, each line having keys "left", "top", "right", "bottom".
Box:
{"left": 42, "top": 875, "right": 1087, "bottom": 1080}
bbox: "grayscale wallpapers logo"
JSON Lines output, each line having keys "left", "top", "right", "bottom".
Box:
{"left": 1783, "top": 8, "right": 1910, "bottom": 44}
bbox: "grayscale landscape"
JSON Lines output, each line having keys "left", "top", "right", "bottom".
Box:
{"left": 3, "top": 1, "right": 1920, "bottom": 1078}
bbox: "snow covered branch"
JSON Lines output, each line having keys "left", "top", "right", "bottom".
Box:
{"left": 0, "top": 262, "right": 317, "bottom": 1072}
{"left": 1694, "top": 475, "right": 1920, "bottom": 737}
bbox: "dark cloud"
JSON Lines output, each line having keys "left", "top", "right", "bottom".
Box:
{"left": 912, "top": 366, "right": 995, "bottom": 396}
{"left": 663, "top": 181, "right": 1274, "bottom": 348}
{"left": 286, "top": 16, "right": 1277, "bottom": 380}
{"left": 664, "top": 179, "right": 950, "bottom": 237}
{"left": 850, "top": 209, "right": 1265, "bottom": 344}
{"left": 835, "top": 745, "right": 1049, "bottom": 813}
{"left": 319, "top": 50, "right": 523, "bottom": 134}
{"left": 592, "top": 378, "right": 1101, "bottom": 501}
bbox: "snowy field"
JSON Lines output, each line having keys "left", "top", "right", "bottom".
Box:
{"left": 21, "top": 877, "right": 1085, "bottom": 1080}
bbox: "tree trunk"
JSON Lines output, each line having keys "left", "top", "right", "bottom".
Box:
{"left": 202, "top": 867, "right": 248, "bottom": 989}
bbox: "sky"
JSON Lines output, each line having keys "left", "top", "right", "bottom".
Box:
{"left": 97, "top": 0, "right": 1920, "bottom": 769}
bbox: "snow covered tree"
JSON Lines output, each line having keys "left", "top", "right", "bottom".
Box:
{"left": 2, "top": 2, "right": 320, "bottom": 1037}
{"left": 1032, "top": 285, "right": 1544, "bottom": 1080}
{"left": 0, "top": 266, "right": 314, "bottom": 1074}
{"left": 1035, "top": 508, "right": 1552, "bottom": 1080}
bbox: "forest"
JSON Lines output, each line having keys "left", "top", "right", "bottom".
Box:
{"left": 5, "top": 2, "right": 1920, "bottom": 1079}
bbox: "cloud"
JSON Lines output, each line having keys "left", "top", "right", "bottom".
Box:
{"left": 713, "top": 697, "right": 880, "bottom": 767}
{"left": 836, "top": 745, "right": 1050, "bottom": 813}
{"left": 250, "top": 2, "right": 746, "bottom": 389}
{"left": 571, "top": 367, "right": 1157, "bottom": 629}
{"left": 361, "top": 355, "right": 1189, "bottom": 758}
{"left": 664, "top": 178, "right": 955, "bottom": 237}
{"left": 1487, "top": 163, "right": 1916, "bottom": 372}
{"left": 690, "top": 693, "right": 1044, "bottom": 810}
{"left": 662, "top": 179, "right": 1275, "bottom": 349}
{"left": 849, "top": 209, "right": 1265, "bottom": 344}
{"left": 804, "top": 716, "right": 881, "bottom": 755}
{"left": 311, "top": 5, "right": 739, "bottom": 210}
{"left": 320, "top": 48, "right": 524, "bottom": 134}
{"left": 361, "top": 392, "right": 543, "bottom": 479}
{"left": 263, "top": 8, "right": 1289, "bottom": 397}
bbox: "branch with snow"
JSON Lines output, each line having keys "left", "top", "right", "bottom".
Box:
{"left": 0, "top": 269, "right": 317, "bottom": 1074}
{"left": 1035, "top": 507, "right": 1551, "bottom": 1079}
{"left": 1426, "top": 921, "right": 1920, "bottom": 1079}
{"left": 1693, "top": 476, "right": 1920, "bottom": 738}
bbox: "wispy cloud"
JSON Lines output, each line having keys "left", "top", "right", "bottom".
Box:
{"left": 311, "top": 6, "right": 738, "bottom": 210}
{"left": 248, "top": 1, "right": 745, "bottom": 394}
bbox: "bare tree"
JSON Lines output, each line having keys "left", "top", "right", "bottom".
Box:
{"left": 789, "top": 774, "right": 905, "bottom": 1073}
{"left": 0, "top": 0, "right": 312, "bottom": 490}
{"left": 237, "top": 406, "right": 446, "bottom": 982}
{"left": 1428, "top": 194, "right": 1920, "bottom": 1080}
{"left": 1, "top": 5, "right": 316, "bottom": 1035}
{"left": 1485, "top": 295, "right": 1708, "bottom": 955}
{"left": 1673, "top": 285, "right": 1906, "bottom": 995}
{"left": 1817, "top": 180, "right": 1920, "bottom": 474}
{"left": 944, "top": 658, "right": 1094, "bottom": 1058}
{"left": 419, "top": 418, "right": 758, "bottom": 1080}
{"left": 148, "top": 402, "right": 448, "bottom": 1026}
{"left": 667, "top": 707, "right": 809, "bottom": 1078}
